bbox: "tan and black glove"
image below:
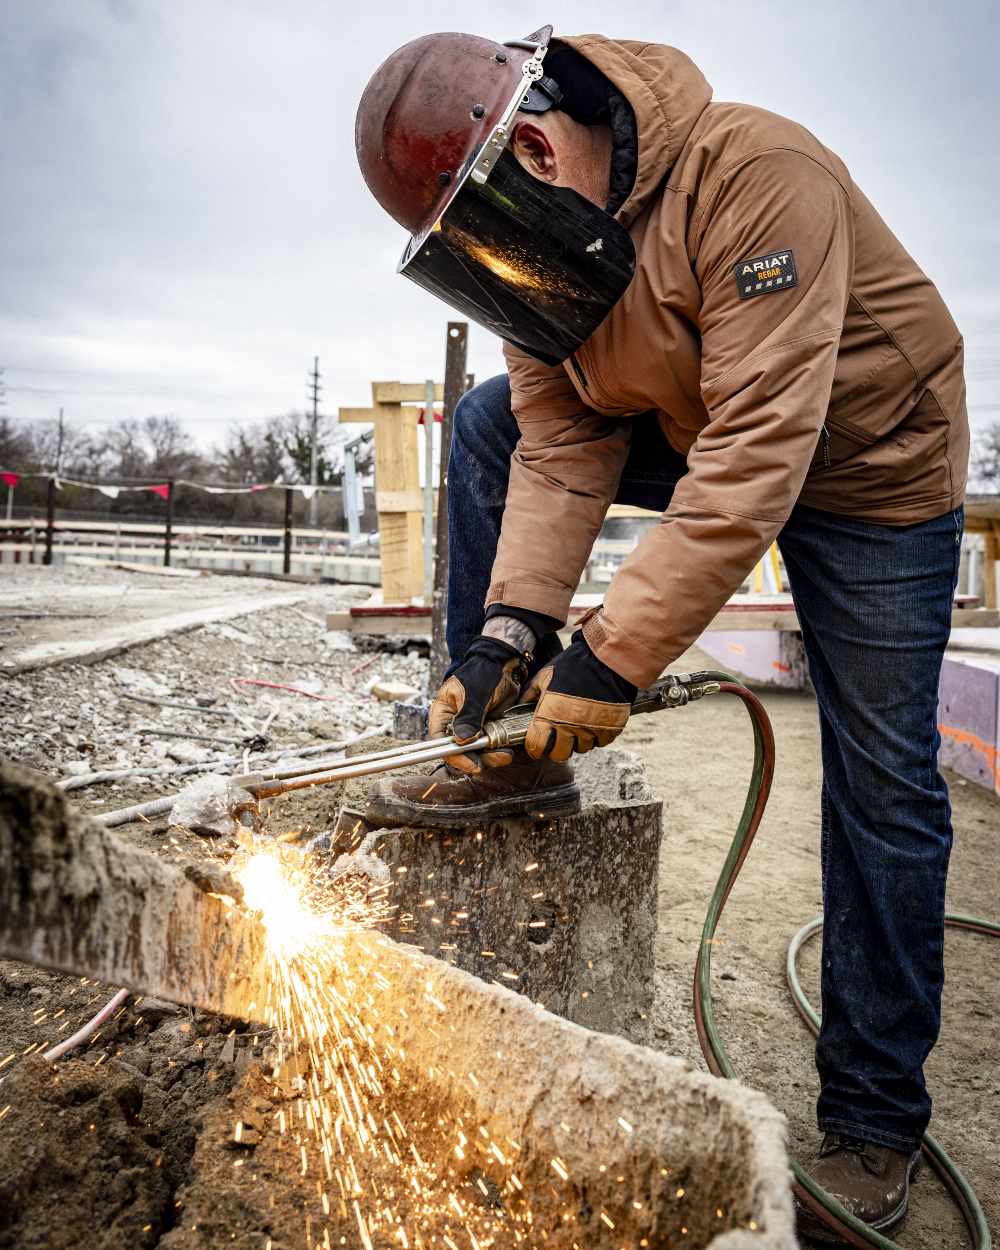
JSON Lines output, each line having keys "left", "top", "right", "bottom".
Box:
{"left": 522, "top": 632, "right": 636, "bottom": 762}
{"left": 430, "top": 636, "right": 531, "bottom": 774}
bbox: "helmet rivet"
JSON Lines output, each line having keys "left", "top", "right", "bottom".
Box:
{"left": 495, "top": 50, "right": 508, "bottom": 63}
{"left": 471, "top": 103, "right": 486, "bottom": 119}
{"left": 436, "top": 170, "right": 452, "bottom": 187}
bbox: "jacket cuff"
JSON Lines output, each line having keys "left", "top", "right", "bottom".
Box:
{"left": 582, "top": 609, "right": 669, "bottom": 689}
{"left": 485, "top": 578, "right": 572, "bottom": 626}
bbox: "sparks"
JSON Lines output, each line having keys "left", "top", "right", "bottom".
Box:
{"left": 230, "top": 842, "right": 551, "bottom": 1248}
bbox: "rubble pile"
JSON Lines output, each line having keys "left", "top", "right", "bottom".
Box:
{"left": 0, "top": 571, "right": 429, "bottom": 816}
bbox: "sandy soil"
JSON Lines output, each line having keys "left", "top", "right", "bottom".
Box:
{"left": 1, "top": 567, "right": 997, "bottom": 1248}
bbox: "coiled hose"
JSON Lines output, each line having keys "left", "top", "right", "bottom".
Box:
{"left": 690, "top": 672, "right": 996, "bottom": 1249}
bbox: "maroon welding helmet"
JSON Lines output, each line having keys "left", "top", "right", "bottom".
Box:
{"left": 355, "top": 27, "right": 635, "bottom": 365}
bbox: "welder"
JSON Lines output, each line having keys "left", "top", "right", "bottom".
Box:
{"left": 353, "top": 26, "right": 969, "bottom": 1242}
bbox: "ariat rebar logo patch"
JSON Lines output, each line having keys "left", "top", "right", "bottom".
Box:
{"left": 734, "top": 250, "right": 797, "bottom": 300}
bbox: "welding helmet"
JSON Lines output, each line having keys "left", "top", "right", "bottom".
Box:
{"left": 355, "top": 26, "right": 635, "bottom": 365}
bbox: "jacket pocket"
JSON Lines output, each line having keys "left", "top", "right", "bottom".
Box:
{"left": 807, "top": 417, "right": 874, "bottom": 475}
{"left": 828, "top": 296, "right": 918, "bottom": 443}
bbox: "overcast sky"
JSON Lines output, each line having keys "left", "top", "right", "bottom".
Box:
{"left": 2, "top": 0, "right": 998, "bottom": 454}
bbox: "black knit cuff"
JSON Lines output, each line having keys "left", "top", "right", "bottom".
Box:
{"left": 557, "top": 631, "right": 637, "bottom": 703}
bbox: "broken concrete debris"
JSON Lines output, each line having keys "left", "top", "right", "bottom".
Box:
{"left": 370, "top": 677, "right": 422, "bottom": 702}
{"left": 168, "top": 773, "right": 256, "bottom": 837}
{"left": 0, "top": 567, "right": 425, "bottom": 800}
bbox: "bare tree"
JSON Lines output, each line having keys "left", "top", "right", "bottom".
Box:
{"left": 216, "top": 420, "right": 288, "bottom": 484}
{"left": 143, "top": 415, "right": 198, "bottom": 476}
{"left": 102, "top": 420, "right": 147, "bottom": 478}
{"left": 26, "top": 416, "right": 93, "bottom": 475}
{"left": 0, "top": 417, "right": 31, "bottom": 468}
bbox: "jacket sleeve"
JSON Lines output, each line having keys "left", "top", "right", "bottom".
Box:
{"left": 583, "top": 149, "right": 855, "bottom": 687}
{"left": 485, "top": 344, "right": 632, "bottom": 623}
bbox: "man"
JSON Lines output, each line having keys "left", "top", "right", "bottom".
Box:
{"left": 354, "top": 26, "right": 968, "bottom": 1242}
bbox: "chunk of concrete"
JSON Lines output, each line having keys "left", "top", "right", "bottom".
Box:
{"left": 345, "top": 749, "right": 662, "bottom": 1044}
{"left": 371, "top": 678, "right": 422, "bottom": 702}
{"left": 392, "top": 694, "right": 429, "bottom": 739}
{"left": 0, "top": 760, "right": 265, "bottom": 1020}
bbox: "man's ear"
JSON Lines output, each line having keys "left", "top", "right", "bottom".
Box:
{"left": 511, "top": 119, "right": 558, "bottom": 181}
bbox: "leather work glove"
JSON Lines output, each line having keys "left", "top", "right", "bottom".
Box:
{"left": 522, "top": 632, "right": 637, "bottom": 763}
{"left": 430, "top": 636, "right": 531, "bottom": 774}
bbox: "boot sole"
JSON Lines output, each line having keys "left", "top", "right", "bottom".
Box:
{"left": 366, "top": 782, "right": 582, "bottom": 829}
{"left": 797, "top": 1152, "right": 922, "bottom": 1245}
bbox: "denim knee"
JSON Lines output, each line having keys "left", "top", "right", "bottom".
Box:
{"left": 450, "top": 372, "right": 520, "bottom": 495}
{"left": 451, "top": 375, "right": 515, "bottom": 458}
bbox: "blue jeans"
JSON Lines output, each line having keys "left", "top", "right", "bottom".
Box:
{"left": 447, "top": 373, "right": 962, "bottom": 1150}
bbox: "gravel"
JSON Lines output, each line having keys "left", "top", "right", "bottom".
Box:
{"left": 0, "top": 566, "right": 430, "bottom": 813}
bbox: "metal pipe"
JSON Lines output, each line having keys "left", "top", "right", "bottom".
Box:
{"left": 234, "top": 734, "right": 458, "bottom": 788}
{"left": 249, "top": 735, "right": 491, "bottom": 799}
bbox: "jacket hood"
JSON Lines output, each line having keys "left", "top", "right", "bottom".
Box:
{"left": 559, "top": 35, "right": 713, "bottom": 228}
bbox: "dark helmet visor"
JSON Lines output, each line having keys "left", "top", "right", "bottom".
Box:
{"left": 398, "top": 147, "right": 635, "bottom": 366}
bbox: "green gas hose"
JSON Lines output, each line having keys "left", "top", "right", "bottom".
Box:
{"left": 691, "top": 671, "right": 995, "bottom": 1249}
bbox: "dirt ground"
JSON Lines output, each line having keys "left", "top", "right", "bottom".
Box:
{"left": 0, "top": 565, "right": 997, "bottom": 1248}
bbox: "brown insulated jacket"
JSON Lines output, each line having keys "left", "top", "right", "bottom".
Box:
{"left": 485, "top": 36, "right": 969, "bottom": 688}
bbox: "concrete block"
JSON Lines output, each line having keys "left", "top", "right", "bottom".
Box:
{"left": 0, "top": 761, "right": 265, "bottom": 1019}
{"left": 938, "top": 652, "right": 1000, "bottom": 795}
{"left": 696, "top": 629, "right": 809, "bottom": 689}
{"left": 370, "top": 749, "right": 663, "bottom": 1045}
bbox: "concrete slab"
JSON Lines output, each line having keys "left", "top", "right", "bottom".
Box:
{"left": 696, "top": 630, "right": 809, "bottom": 690}
{"left": 1, "top": 589, "right": 307, "bottom": 673}
{"left": 698, "top": 620, "right": 1000, "bottom": 799}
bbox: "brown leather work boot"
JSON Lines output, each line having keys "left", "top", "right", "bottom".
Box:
{"left": 796, "top": 1133, "right": 921, "bottom": 1244}
{"left": 365, "top": 748, "right": 581, "bottom": 828}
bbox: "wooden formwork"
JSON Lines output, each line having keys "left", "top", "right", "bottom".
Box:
{"left": 339, "top": 381, "right": 443, "bottom": 603}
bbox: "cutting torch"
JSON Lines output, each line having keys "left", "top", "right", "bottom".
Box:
{"left": 231, "top": 671, "right": 722, "bottom": 805}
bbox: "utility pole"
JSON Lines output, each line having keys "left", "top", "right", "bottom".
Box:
{"left": 307, "top": 356, "right": 321, "bottom": 527}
